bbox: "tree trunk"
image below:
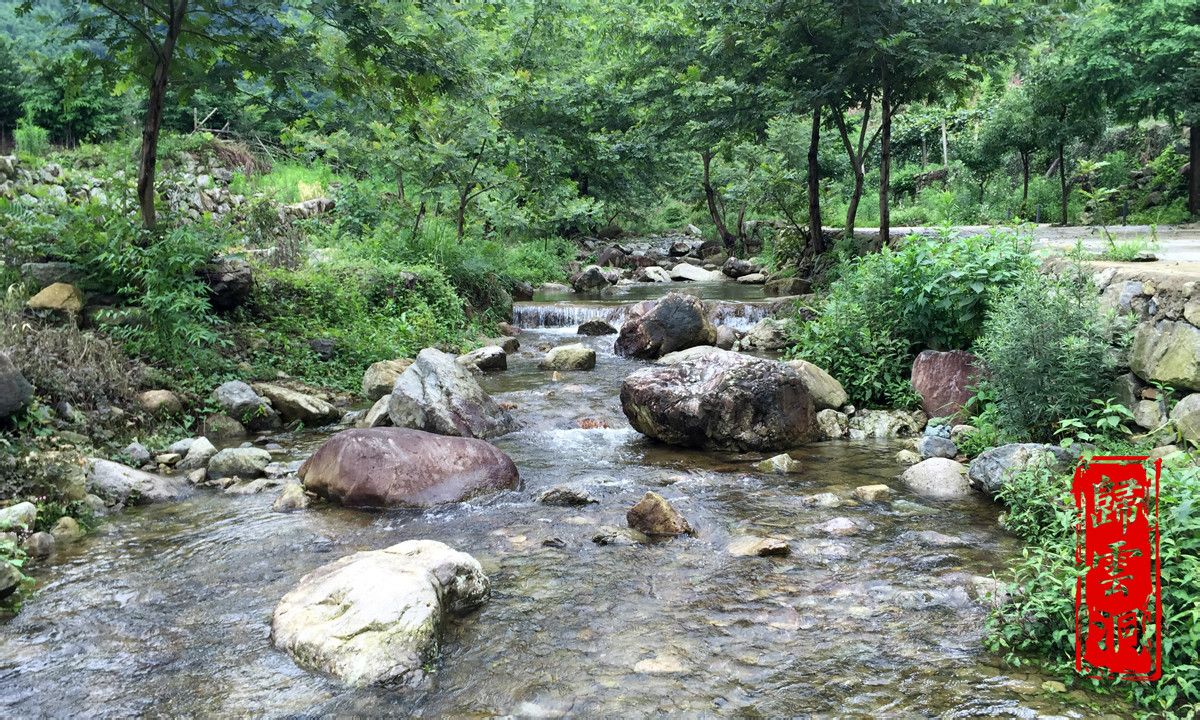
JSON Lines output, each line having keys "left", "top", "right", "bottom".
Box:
{"left": 1190, "top": 125, "right": 1199, "bottom": 218}
{"left": 920, "top": 135, "right": 928, "bottom": 170}
{"left": 877, "top": 77, "right": 892, "bottom": 251}
{"left": 701, "top": 150, "right": 736, "bottom": 251}
{"left": 941, "top": 119, "right": 948, "bottom": 170}
{"left": 396, "top": 167, "right": 405, "bottom": 203}
{"left": 1020, "top": 151, "right": 1030, "bottom": 213}
{"left": 846, "top": 172, "right": 864, "bottom": 241}
{"left": 411, "top": 200, "right": 426, "bottom": 238}
{"left": 807, "top": 103, "right": 824, "bottom": 255}
{"left": 1057, "top": 144, "right": 1069, "bottom": 225}
{"left": 137, "top": 0, "right": 189, "bottom": 229}
{"left": 456, "top": 186, "right": 469, "bottom": 240}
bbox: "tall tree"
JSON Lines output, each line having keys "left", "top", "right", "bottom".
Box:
{"left": 1072, "top": 0, "right": 1200, "bottom": 217}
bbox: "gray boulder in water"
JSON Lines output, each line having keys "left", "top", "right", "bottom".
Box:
{"left": 299, "top": 427, "right": 519, "bottom": 508}
{"left": 614, "top": 292, "right": 716, "bottom": 360}
{"left": 620, "top": 349, "right": 816, "bottom": 451}
{"left": 387, "top": 348, "right": 517, "bottom": 439}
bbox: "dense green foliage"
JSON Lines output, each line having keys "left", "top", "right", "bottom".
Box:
{"left": 975, "top": 270, "right": 1116, "bottom": 442}
{"left": 988, "top": 455, "right": 1200, "bottom": 716}
{"left": 789, "top": 230, "right": 1034, "bottom": 407}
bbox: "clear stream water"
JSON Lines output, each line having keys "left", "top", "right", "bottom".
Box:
{"left": 0, "top": 282, "right": 1134, "bottom": 718}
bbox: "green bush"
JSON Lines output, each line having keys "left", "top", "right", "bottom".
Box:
{"left": 975, "top": 269, "right": 1115, "bottom": 441}
{"left": 988, "top": 457, "right": 1200, "bottom": 716}
{"left": 245, "top": 260, "right": 475, "bottom": 391}
{"left": 14, "top": 112, "right": 49, "bottom": 157}
{"left": 789, "top": 229, "right": 1035, "bottom": 407}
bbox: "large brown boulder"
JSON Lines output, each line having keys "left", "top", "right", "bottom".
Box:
{"left": 620, "top": 349, "right": 816, "bottom": 451}
{"left": 910, "top": 350, "right": 983, "bottom": 419}
{"left": 614, "top": 292, "right": 717, "bottom": 359}
{"left": 299, "top": 427, "right": 520, "bottom": 508}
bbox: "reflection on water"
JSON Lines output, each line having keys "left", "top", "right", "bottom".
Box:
{"left": 0, "top": 297, "right": 1132, "bottom": 718}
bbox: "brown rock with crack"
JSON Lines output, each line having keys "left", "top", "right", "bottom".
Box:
{"left": 614, "top": 292, "right": 716, "bottom": 359}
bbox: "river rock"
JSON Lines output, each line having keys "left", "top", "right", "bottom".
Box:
{"left": 1132, "top": 399, "right": 1165, "bottom": 429}
{"left": 207, "top": 447, "right": 272, "bottom": 480}
{"left": 966, "top": 443, "right": 1076, "bottom": 497}
{"left": 1170, "top": 393, "right": 1200, "bottom": 443}
{"left": 853, "top": 484, "right": 892, "bottom": 502}
{"left": 815, "top": 409, "right": 849, "bottom": 439}
{"left": 736, "top": 273, "right": 766, "bottom": 285}
{"left": 722, "top": 257, "right": 754, "bottom": 278}
{"left": 23, "top": 532, "right": 55, "bottom": 558}
{"left": 1130, "top": 320, "right": 1200, "bottom": 391}
{"left": 200, "top": 256, "right": 253, "bottom": 312}
{"left": 137, "top": 389, "right": 182, "bottom": 416}
{"left": 917, "top": 435, "right": 958, "bottom": 460}
{"left": 657, "top": 345, "right": 723, "bottom": 365}
{"left": 86, "top": 459, "right": 192, "bottom": 505}
{"left": 27, "top": 282, "right": 84, "bottom": 315}
{"left": 50, "top": 516, "right": 83, "bottom": 543}
{"left": 572, "top": 265, "right": 611, "bottom": 292}
{"left": 537, "top": 484, "right": 599, "bottom": 506}
{"left": 0, "top": 501, "right": 37, "bottom": 531}
{"left": 577, "top": 319, "right": 617, "bottom": 336}
{"left": 272, "top": 483, "right": 310, "bottom": 512}
{"left": 621, "top": 350, "right": 815, "bottom": 451}
{"left": 0, "top": 352, "right": 33, "bottom": 420}
{"left": 357, "top": 395, "right": 393, "bottom": 428}
{"left": 848, "top": 409, "right": 926, "bottom": 439}
{"left": 901, "top": 458, "right": 972, "bottom": 498}
{"left": 387, "top": 348, "right": 517, "bottom": 439}
{"left": 626, "top": 492, "right": 693, "bottom": 536}
{"left": 756, "top": 453, "right": 802, "bottom": 473}
{"left": 669, "top": 263, "right": 723, "bottom": 282}
{"left": 635, "top": 266, "right": 672, "bottom": 283}
{"left": 20, "top": 261, "right": 84, "bottom": 290}
{"left": 728, "top": 536, "right": 790, "bottom": 557}
{"left": 362, "top": 358, "right": 414, "bottom": 401}
{"left": 739, "top": 318, "right": 790, "bottom": 351}
{"left": 212, "top": 380, "right": 280, "bottom": 431}
{"left": 910, "top": 350, "right": 983, "bottom": 419}
{"left": 457, "top": 346, "right": 507, "bottom": 372}
{"left": 254, "top": 383, "right": 340, "bottom": 426}
{"left": 715, "top": 326, "right": 738, "bottom": 349}
{"left": 592, "top": 525, "right": 650, "bottom": 546}
{"left": 176, "top": 437, "right": 217, "bottom": 471}
{"left": 786, "top": 360, "right": 848, "bottom": 410}
{"left": 895, "top": 449, "right": 921, "bottom": 465}
{"left": 614, "top": 292, "right": 717, "bottom": 360}
{"left": 123, "top": 441, "right": 152, "bottom": 466}
{"left": 539, "top": 343, "right": 596, "bottom": 371}
{"left": 272, "top": 539, "right": 489, "bottom": 687}
{"left": 202, "top": 413, "right": 246, "bottom": 440}
{"left": 299, "top": 428, "right": 519, "bottom": 507}
{"left": 0, "top": 562, "right": 20, "bottom": 600}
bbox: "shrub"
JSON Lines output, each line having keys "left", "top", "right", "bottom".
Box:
{"left": 245, "top": 260, "right": 474, "bottom": 391}
{"left": 988, "top": 457, "right": 1200, "bottom": 715}
{"left": 789, "top": 229, "right": 1034, "bottom": 407}
{"left": 975, "top": 268, "right": 1114, "bottom": 441}
{"left": 14, "top": 112, "right": 50, "bottom": 157}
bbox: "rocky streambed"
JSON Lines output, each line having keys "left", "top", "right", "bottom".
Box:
{"left": 0, "top": 280, "right": 1135, "bottom": 717}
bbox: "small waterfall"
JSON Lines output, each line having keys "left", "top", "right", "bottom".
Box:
{"left": 706, "top": 301, "right": 774, "bottom": 331}
{"left": 513, "top": 299, "right": 776, "bottom": 331}
{"left": 513, "top": 303, "right": 627, "bottom": 329}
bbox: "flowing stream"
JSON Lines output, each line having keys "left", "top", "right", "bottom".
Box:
{"left": 0, "top": 281, "right": 1134, "bottom": 718}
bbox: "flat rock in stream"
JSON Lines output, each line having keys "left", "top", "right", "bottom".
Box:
{"left": 299, "top": 427, "right": 519, "bottom": 508}
{"left": 86, "top": 459, "right": 192, "bottom": 505}
{"left": 272, "top": 539, "right": 489, "bottom": 687}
